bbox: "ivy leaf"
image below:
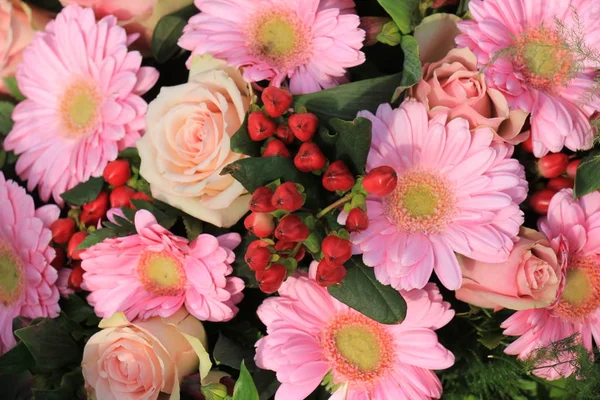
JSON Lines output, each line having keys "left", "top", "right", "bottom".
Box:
{"left": 183, "top": 215, "right": 203, "bottom": 242}
{"left": 574, "top": 153, "right": 600, "bottom": 198}
{"left": 392, "top": 35, "right": 422, "bottom": 102}
{"left": 232, "top": 361, "right": 259, "bottom": 400}
{"left": 0, "top": 101, "right": 15, "bottom": 136}
{"left": 0, "top": 342, "right": 35, "bottom": 374}
{"left": 377, "top": 21, "right": 402, "bottom": 46}
{"left": 32, "top": 367, "right": 84, "bottom": 400}
{"left": 377, "top": 0, "right": 420, "bottom": 34}
{"left": 331, "top": 117, "right": 372, "bottom": 175}
{"left": 478, "top": 332, "right": 505, "bottom": 350}
{"left": 328, "top": 257, "right": 407, "bottom": 324}
{"left": 3, "top": 77, "right": 25, "bottom": 101}
{"left": 60, "top": 177, "right": 104, "bottom": 206}
{"left": 151, "top": 5, "right": 197, "bottom": 63}
{"left": 231, "top": 113, "right": 261, "bottom": 156}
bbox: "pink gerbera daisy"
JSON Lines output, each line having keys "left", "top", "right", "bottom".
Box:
{"left": 255, "top": 274, "right": 454, "bottom": 399}
{"left": 0, "top": 172, "right": 60, "bottom": 354}
{"left": 456, "top": 0, "right": 600, "bottom": 157}
{"left": 178, "top": 0, "right": 365, "bottom": 94}
{"left": 81, "top": 210, "right": 245, "bottom": 322}
{"left": 502, "top": 189, "right": 600, "bottom": 379}
{"left": 3, "top": 5, "right": 159, "bottom": 204}
{"left": 341, "top": 100, "right": 527, "bottom": 291}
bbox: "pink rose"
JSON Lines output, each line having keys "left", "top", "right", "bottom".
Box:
{"left": 82, "top": 308, "right": 211, "bottom": 400}
{"left": 456, "top": 228, "right": 567, "bottom": 310}
{"left": 0, "top": 0, "right": 52, "bottom": 94}
{"left": 410, "top": 47, "right": 529, "bottom": 144}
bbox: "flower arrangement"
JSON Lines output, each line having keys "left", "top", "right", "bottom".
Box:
{"left": 1, "top": 0, "right": 600, "bottom": 399}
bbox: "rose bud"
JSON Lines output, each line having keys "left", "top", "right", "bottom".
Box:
{"left": 248, "top": 111, "right": 276, "bottom": 141}
{"left": 272, "top": 182, "right": 304, "bottom": 212}
{"left": 529, "top": 189, "right": 556, "bottom": 215}
{"left": 274, "top": 240, "right": 306, "bottom": 261}
{"left": 244, "top": 212, "right": 275, "bottom": 238}
{"left": 322, "top": 160, "right": 355, "bottom": 192}
{"left": 110, "top": 186, "right": 136, "bottom": 208}
{"left": 537, "top": 153, "right": 569, "bottom": 178}
{"left": 547, "top": 176, "right": 574, "bottom": 191}
{"left": 131, "top": 192, "right": 152, "bottom": 203}
{"left": 316, "top": 261, "right": 347, "bottom": 287}
{"left": 288, "top": 113, "right": 319, "bottom": 142}
{"left": 261, "top": 86, "right": 293, "bottom": 118}
{"left": 68, "top": 263, "right": 84, "bottom": 290}
{"left": 456, "top": 228, "right": 566, "bottom": 310}
{"left": 51, "top": 247, "right": 67, "bottom": 269}
{"left": 67, "top": 231, "right": 88, "bottom": 260}
{"left": 294, "top": 142, "right": 327, "bottom": 172}
{"left": 566, "top": 159, "right": 580, "bottom": 180}
{"left": 256, "top": 264, "right": 287, "bottom": 294}
{"left": 346, "top": 208, "right": 369, "bottom": 233}
{"left": 50, "top": 218, "right": 76, "bottom": 245}
{"left": 322, "top": 235, "right": 353, "bottom": 266}
{"left": 275, "top": 124, "right": 294, "bottom": 145}
{"left": 245, "top": 246, "right": 271, "bottom": 271}
{"left": 363, "top": 166, "right": 398, "bottom": 196}
{"left": 262, "top": 139, "right": 291, "bottom": 158}
{"left": 275, "top": 215, "right": 309, "bottom": 242}
{"left": 81, "top": 191, "right": 109, "bottom": 226}
{"left": 103, "top": 159, "right": 131, "bottom": 186}
{"left": 250, "top": 186, "right": 276, "bottom": 213}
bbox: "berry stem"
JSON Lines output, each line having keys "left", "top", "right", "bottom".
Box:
{"left": 316, "top": 193, "right": 354, "bottom": 219}
{"left": 291, "top": 242, "right": 303, "bottom": 258}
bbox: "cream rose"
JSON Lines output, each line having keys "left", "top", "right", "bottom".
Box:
{"left": 82, "top": 308, "right": 211, "bottom": 400}
{"left": 138, "top": 54, "right": 252, "bottom": 227}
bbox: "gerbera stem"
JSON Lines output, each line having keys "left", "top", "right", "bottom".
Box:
{"left": 316, "top": 193, "right": 354, "bottom": 219}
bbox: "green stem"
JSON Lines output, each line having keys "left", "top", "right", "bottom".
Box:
{"left": 291, "top": 242, "right": 303, "bottom": 258}
{"left": 316, "top": 193, "right": 354, "bottom": 219}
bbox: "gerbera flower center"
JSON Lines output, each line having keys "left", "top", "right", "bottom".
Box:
{"left": 59, "top": 80, "right": 101, "bottom": 137}
{"left": 321, "top": 312, "right": 394, "bottom": 388}
{"left": 0, "top": 242, "right": 25, "bottom": 306}
{"left": 553, "top": 255, "right": 600, "bottom": 320}
{"left": 137, "top": 250, "right": 186, "bottom": 296}
{"left": 247, "top": 9, "right": 312, "bottom": 70}
{"left": 384, "top": 170, "right": 456, "bottom": 234}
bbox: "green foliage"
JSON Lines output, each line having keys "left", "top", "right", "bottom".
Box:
{"left": 231, "top": 113, "right": 261, "bottom": 157}
{"left": 331, "top": 117, "right": 372, "bottom": 175}
{"left": 60, "top": 177, "right": 104, "bottom": 206}
{"left": 377, "top": 0, "right": 421, "bottom": 34}
{"left": 377, "top": 21, "right": 402, "bottom": 46}
{"left": 397, "top": 35, "right": 422, "bottom": 94}
{"left": 183, "top": 215, "right": 203, "bottom": 242}
{"left": 574, "top": 152, "right": 600, "bottom": 198}
{"left": 3, "top": 77, "right": 25, "bottom": 101}
{"left": 0, "top": 101, "right": 15, "bottom": 136}
{"left": 232, "top": 361, "right": 259, "bottom": 400}
{"left": 152, "top": 5, "right": 198, "bottom": 63}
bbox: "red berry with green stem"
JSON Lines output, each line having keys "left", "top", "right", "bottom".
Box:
{"left": 547, "top": 176, "right": 573, "bottom": 191}
{"left": 316, "top": 260, "right": 347, "bottom": 287}
{"left": 275, "top": 215, "right": 309, "bottom": 242}
{"left": 244, "top": 212, "right": 275, "bottom": 238}
{"left": 250, "top": 187, "right": 276, "bottom": 213}
{"left": 261, "top": 86, "right": 293, "bottom": 118}
{"left": 275, "top": 124, "right": 294, "bottom": 145}
{"left": 245, "top": 246, "right": 272, "bottom": 271}
{"left": 566, "top": 159, "right": 580, "bottom": 180}
{"left": 67, "top": 232, "right": 88, "bottom": 260}
{"left": 80, "top": 191, "right": 109, "bottom": 226}
{"left": 274, "top": 241, "right": 306, "bottom": 261}
{"left": 68, "top": 264, "right": 84, "bottom": 289}
{"left": 521, "top": 135, "right": 534, "bottom": 153}
{"left": 288, "top": 113, "right": 319, "bottom": 142}
{"left": 50, "top": 218, "right": 76, "bottom": 245}
{"left": 294, "top": 142, "right": 327, "bottom": 172}
{"left": 272, "top": 182, "right": 304, "bottom": 211}
{"left": 537, "top": 153, "right": 569, "bottom": 178}
{"left": 322, "top": 235, "right": 353, "bottom": 266}
{"left": 346, "top": 208, "right": 369, "bottom": 233}
{"left": 262, "top": 139, "right": 291, "bottom": 158}
{"left": 248, "top": 111, "right": 276, "bottom": 141}
{"left": 529, "top": 189, "right": 556, "bottom": 215}
{"left": 103, "top": 159, "right": 131, "bottom": 186}
{"left": 363, "top": 166, "right": 398, "bottom": 196}
{"left": 322, "top": 160, "right": 355, "bottom": 192}
{"left": 110, "top": 186, "right": 136, "bottom": 208}
{"left": 256, "top": 264, "right": 286, "bottom": 293}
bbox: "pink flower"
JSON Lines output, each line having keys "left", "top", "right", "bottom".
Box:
{"left": 456, "top": 0, "right": 600, "bottom": 157}
{"left": 178, "top": 0, "right": 365, "bottom": 94}
{"left": 255, "top": 275, "right": 454, "bottom": 399}
{"left": 3, "top": 5, "right": 159, "bottom": 205}
{"left": 0, "top": 172, "right": 60, "bottom": 354}
{"left": 456, "top": 227, "right": 567, "bottom": 311}
{"left": 341, "top": 100, "right": 527, "bottom": 291}
{"left": 56, "top": 267, "right": 75, "bottom": 298}
{"left": 81, "top": 209, "right": 244, "bottom": 322}
{"left": 502, "top": 189, "right": 600, "bottom": 379}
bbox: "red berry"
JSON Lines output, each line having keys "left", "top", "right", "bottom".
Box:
{"left": 537, "top": 153, "right": 569, "bottom": 178}
{"left": 363, "top": 166, "right": 398, "bottom": 196}
{"left": 67, "top": 232, "right": 88, "bottom": 260}
{"left": 275, "top": 125, "right": 294, "bottom": 145}
{"left": 323, "top": 161, "right": 355, "bottom": 192}
{"left": 256, "top": 264, "right": 286, "bottom": 293}
{"left": 250, "top": 187, "right": 276, "bottom": 213}
{"left": 262, "top": 139, "right": 291, "bottom": 158}
{"left": 529, "top": 189, "right": 556, "bottom": 215}
{"left": 566, "top": 159, "right": 581, "bottom": 180}
{"left": 316, "top": 261, "right": 347, "bottom": 287}
{"left": 51, "top": 247, "right": 66, "bottom": 269}
{"left": 346, "top": 208, "right": 369, "bottom": 233}
{"left": 322, "top": 235, "right": 353, "bottom": 266}
{"left": 248, "top": 239, "right": 271, "bottom": 251}
{"left": 547, "top": 176, "right": 574, "bottom": 191}
{"left": 110, "top": 186, "right": 136, "bottom": 208}
{"left": 274, "top": 240, "right": 306, "bottom": 261}
{"left": 275, "top": 215, "right": 309, "bottom": 242}
{"left": 288, "top": 113, "right": 319, "bottom": 142}
{"left": 68, "top": 264, "right": 84, "bottom": 290}
{"left": 103, "top": 159, "right": 131, "bottom": 186}
{"left": 521, "top": 135, "right": 534, "bottom": 153}
{"left": 272, "top": 182, "right": 304, "bottom": 211}
{"left": 244, "top": 212, "right": 275, "bottom": 238}
{"left": 294, "top": 142, "right": 327, "bottom": 172}
{"left": 80, "top": 191, "right": 109, "bottom": 226}
{"left": 248, "top": 111, "right": 276, "bottom": 141}
{"left": 50, "top": 218, "right": 76, "bottom": 245}
{"left": 131, "top": 192, "right": 152, "bottom": 204}
{"left": 261, "top": 86, "right": 293, "bottom": 118}
{"left": 245, "top": 246, "right": 271, "bottom": 271}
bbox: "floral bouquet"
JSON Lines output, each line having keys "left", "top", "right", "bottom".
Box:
{"left": 1, "top": 0, "right": 600, "bottom": 399}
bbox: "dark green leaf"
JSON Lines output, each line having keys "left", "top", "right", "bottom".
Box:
{"left": 232, "top": 361, "right": 259, "bottom": 400}
{"left": 23, "top": 0, "right": 63, "bottom": 13}
{"left": 231, "top": 113, "right": 261, "bottom": 156}
{"left": 213, "top": 334, "right": 252, "bottom": 369}
{"left": 0, "top": 101, "right": 15, "bottom": 136}
{"left": 60, "top": 177, "right": 104, "bottom": 206}
{"left": 118, "top": 147, "right": 141, "bottom": 164}
{"left": 32, "top": 367, "right": 84, "bottom": 400}
{"left": 183, "top": 215, "right": 203, "bottom": 242}
{"left": 478, "top": 332, "right": 505, "bottom": 350}
{"left": 377, "top": 0, "right": 420, "bottom": 34}
{"left": 76, "top": 227, "right": 121, "bottom": 251}
{"left": 293, "top": 73, "right": 404, "bottom": 122}
{"left": 60, "top": 295, "right": 99, "bottom": 325}
{"left": 392, "top": 35, "right": 422, "bottom": 101}
{"left": 328, "top": 257, "right": 407, "bottom": 324}
{"left": 574, "top": 153, "right": 600, "bottom": 198}
{"left": 0, "top": 342, "right": 34, "bottom": 374}
{"left": 377, "top": 21, "right": 402, "bottom": 46}
{"left": 0, "top": 150, "right": 6, "bottom": 169}
{"left": 130, "top": 199, "right": 178, "bottom": 229}
{"left": 151, "top": 5, "right": 198, "bottom": 63}
{"left": 3, "top": 77, "right": 25, "bottom": 101}
{"left": 331, "top": 117, "right": 372, "bottom": 175}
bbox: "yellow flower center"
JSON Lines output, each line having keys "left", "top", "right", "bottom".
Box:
{"left": 0, "top": 243, "right": 25, "bottom": 306}
{"left": 137, "top": 251, "right": 186, "bottom": 296}
{"left": 335, "top": 325, "right": 382, "bottom": 372}
{"left": 561, "top": 268, "right": 591, "bottom": 306}
{"left": 402, "top": 184, "right": 439, "bottom": 218}
{"left": 259, "top": 17, "right": 297, "bottom": 57}
{"left": 554, "top": 256, "right": 600, "bottom": 320}
{"left": 60, "top": 80, "right": 101, "bottom": 137}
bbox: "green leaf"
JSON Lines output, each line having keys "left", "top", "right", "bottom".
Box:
{"left": 0, "top": 150, "right": 6, "bottom": 169}
{"left": 233, "top": 361, "right": 259, "bottom": 400}
{"left": 331, "top": 117, "right": 372, "bottom": 175}
{"left": 60, "top": 177, "right": 104, "bottom": 206}
{"left": 574, "top": 153, "right": 600, "bottom": 198}
{"left": 377, "top": 0, "right": 420, "bottom": 34}
{"left": 478, "top": 332, "right": 505, "bottom": 350}
{"left": 76, "top": 228, "right": 120, "bottom": 251}
{"left": 130, "top": 199, "right": 178, "bottom": 229}
{"left": 32, "top": 367, "right": 84, "bottom": 400}
{"left": 392, "top": 35, "right": 422, "bottom": 102}
{"left": 183, "top": 215, "right": 203, "bottom": 242}
{"left": 23, "top": 0, "right": 63, "bottom": 13}
{"left": 376, "top": 21, "right": 402, "bottom": 46}
{"left": 3, "top": 77, "right": 25, "bottom": 101}
{"left": 60, "top": 295, "right": 99, "bottom": 325}
{"left": 151, "top": 5, "right": 198, "bottom": 63}
{"left": 0, "top": 101, "right": 15, "bottom": 136}
{"left": 328, "top": 257, "right": 407, "bottom": 324}
{"left": 293, "top": 73, "right": 404, "bottom": 122}
{"left": 0, "top": 342, "right": 34, "bottom": 374}
{"left": 231, "top": 113, "right": 261, "bottom": 156}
